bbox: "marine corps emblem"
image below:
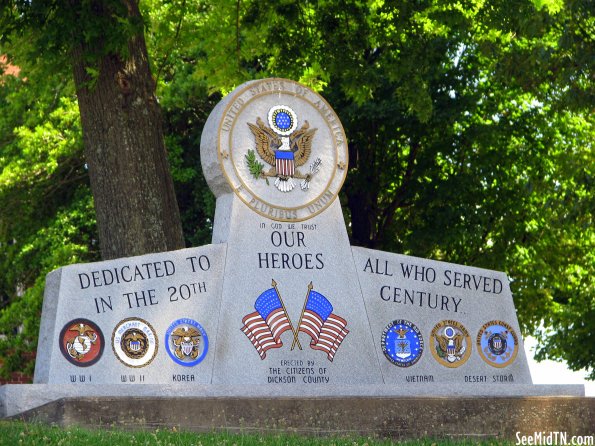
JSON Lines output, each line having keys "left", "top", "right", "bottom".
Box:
{"left": 430, "top": 320, "right": 471, "bottom": 368}
{"left": 112, "top": 318, "right": 158, "bottom": 368}
{"left": 165, "top": 318, "right": 209, "bottom": 367}
{"left": 59, "top": 318, "right": 104, "bottom": 367}
{"left": 246, "top": 105, "right": 321, "bottom": 192}
{"left": 476, "top": 320, "right": 519, "bottom": 368}
{"left": 381, "top": 320, "right": 424, "bottom": 367}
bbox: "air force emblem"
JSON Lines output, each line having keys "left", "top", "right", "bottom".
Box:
{"left": 381, "top": 320, "right": 424, "bottom": 367}
{"left": 246, "top": 105, "right": 321, "bottom": 192}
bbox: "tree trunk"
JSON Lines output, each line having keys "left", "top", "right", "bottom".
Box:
{"left": 71, "top": 1, "right": 185, "bottom": 260}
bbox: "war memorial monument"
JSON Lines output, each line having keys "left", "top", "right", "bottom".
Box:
{"left": 1, "top": 78, "right": 591, "bottom": 438}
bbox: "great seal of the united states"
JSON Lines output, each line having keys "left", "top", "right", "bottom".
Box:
{"left": 200, "top": 78, "right": 348, "bottom": 222}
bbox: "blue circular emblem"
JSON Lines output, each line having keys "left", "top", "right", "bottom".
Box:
{"left": 381, "top": 320, "right": 424, "bottom": 367}
{"left": 477, "top": 320, "right": 518, "bottom": 368}
{"left": 274, "top": 111, "right": 292, "bottom": 130}
{"left": 268, "top": 105, "right": 297, "bottom": 136}
{"left": 165, "top": 318, "right": 209, "bottom": 367}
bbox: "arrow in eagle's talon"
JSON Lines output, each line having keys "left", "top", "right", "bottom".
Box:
{"left": 301, "top": 179, "right": 310, "bottom": 190}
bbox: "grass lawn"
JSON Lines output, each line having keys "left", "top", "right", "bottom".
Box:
{"left": 0, "top": 420, "right": 513, "bottom": 446}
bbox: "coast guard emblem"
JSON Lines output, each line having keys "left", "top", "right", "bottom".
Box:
{"left": 246, "top": 105, "right": 321, "bottom": 192}
{"left": 59, "top": 318, "right": 104, "bottom": 367}
{"left": 477, "top": 320, "right": 519, "bottom": 368}
{"left": 381, "top": 320, "right": 424, "bottom": 367}
{"left": 430, "top": 320, "right": 471, "bottom": 368}
{"left": 112, "top": 317, "right": 158, "bottom": 368}
{"left": 165, "top": 318, "right": 209, "bottom": 367}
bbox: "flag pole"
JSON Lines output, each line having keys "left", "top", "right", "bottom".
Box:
{"left": 291, "top": 281, "right": 313, "bottom": 351}
{"left": 272, "top": 279, "right": 302, "bottom": 350}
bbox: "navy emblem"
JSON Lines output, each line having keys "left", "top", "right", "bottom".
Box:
{"left": 246, "top": 105, "right": 321, "bottom": 192}
{"left": 112, "top": 318, "right": 158, "bottom": 368}
{"left": 477, "top": 320, "right": 519, "bottom": 368}
{"left": 59, "top": 318, "right": 104, "bottom": 367}
{"left": 430, "top": 320, "right": 471, "bottom": 368}
{"left": 165, "top": 318, "right": 209, "bottom": 367}
{"left": 381, "top": 320, "right": 424, "bottom": 367}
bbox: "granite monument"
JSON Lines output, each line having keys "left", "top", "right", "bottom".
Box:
{"left": 1, "top": 78, "right": 584, "bottom": 418}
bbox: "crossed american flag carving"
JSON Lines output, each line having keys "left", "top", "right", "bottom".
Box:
{"left": 241, "top": 280, "right": 349, "bottom": 362}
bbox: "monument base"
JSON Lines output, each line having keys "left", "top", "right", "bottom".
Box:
{"left": 1, "top": 383, "right": 585, "bottom": 418}
{"left": 3, "top": 388, "right": 592, "bottom": 440}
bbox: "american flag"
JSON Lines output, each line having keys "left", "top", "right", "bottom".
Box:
{"left": 241, "top": 287, "right": 292, "bottom": 359}
{"left": 298, "top": 290, "right": 349, "bottom": 362}
{"left": 275, "top": 150, "right": 295, "bottom": 176}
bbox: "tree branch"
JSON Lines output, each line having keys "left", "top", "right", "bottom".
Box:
{"left": 378, "top": 140, "right": 420, "bottom": 235}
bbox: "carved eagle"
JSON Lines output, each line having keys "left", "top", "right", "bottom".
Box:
{"left": 171, "top": 326, "right": 201, "bottom": 339}
{"left": 437, "top": 333, "right": 464, "bottom": 357}
{"left": 247, "top": 117, "right": 317, "bottom": 169}
{"left": 248, "top": 118, "right": 321, "bottom": 192}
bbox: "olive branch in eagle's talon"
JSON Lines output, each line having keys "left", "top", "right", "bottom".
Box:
{"left": 245, "top": 150, "right": 269, "bottom": 185}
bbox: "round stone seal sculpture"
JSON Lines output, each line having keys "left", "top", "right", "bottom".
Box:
{"left": 201, "top": 78, "right": 348, "bottom": 222}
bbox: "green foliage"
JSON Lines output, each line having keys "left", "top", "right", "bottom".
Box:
{"left": 0, "top": 0, "right": 593, "bottom": 380}
{"left": 0, "top": 421, "right": 515, "bottom": 446}
{"left": 143, "top": 2, "right": 220, "bottom": 247}
{"left": 0, "top": 63, "right": 98, "bottom": 378}
{"left": 163, "top": 0, "right": 593, "bottom": 377}
{"left": 1, "top": 0, "right": 143, "bottom": 68}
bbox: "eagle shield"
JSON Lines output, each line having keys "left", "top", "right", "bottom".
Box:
{"left": 246, "top": 105, "right": 321, "bottom": 192}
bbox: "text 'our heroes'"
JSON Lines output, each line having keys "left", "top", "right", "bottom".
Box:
{"left": 257, "top": 229, "right": 325, "bottom": 270}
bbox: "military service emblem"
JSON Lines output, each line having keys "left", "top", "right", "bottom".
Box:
{"left": 381, "top": 320, "right": 424, "bottom": 367}
{"left": 59, "top": 318, "right": 104, "bottom": 367}
{"left": 429, "top": 320, "right": 471, "bottom": 368}
{"left": 165, "top": 318, "right": 209, "bottom": 367}
{"left": 112, "top": 317, "right": 158, "bottom": 368}
{"left": 476, "top": 320, "right": 519, "bottom": 368}
{"left": 208, "top": 78, "right": 348, "bottom": 221}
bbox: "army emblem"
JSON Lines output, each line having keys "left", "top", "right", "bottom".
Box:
{"left": 59, "top": 318, "right": 104, "bottom": 367}
{"left": 381, "top": 320, "right": 424, "bottom": 367}
{"left": 112, "top": 318, "right": 158, "bottom": 368}
{"left": 165, "top": 318, "right": 209, "bottom": 367}
{"left": 246, "top": 105, "right": 321, "bottom": 192}
{"left": 430, "top": 320, "right": 471, "bottom": 368}
{"left": 477, "top": 320, "right": 519, "bottom": 368}
{"left": 205, "top": 78, "right": 349, "bottom": 221}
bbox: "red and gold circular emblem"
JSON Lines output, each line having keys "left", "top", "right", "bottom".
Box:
{"left": 59, "top": 318, "right": 104, "bottom": 367}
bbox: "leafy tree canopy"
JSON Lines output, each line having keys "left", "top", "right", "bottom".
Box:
{"left": 0, "top": 0, "right": 593, "bottom": 378}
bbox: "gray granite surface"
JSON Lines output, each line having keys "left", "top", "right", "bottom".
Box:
{"left": 34, "top": 245, "right": 226, "bottom": 385}
{"left": 353, "top": 246, "right": 533, "bottom": 385}
{"left": 2, "top": 78, "right": 583, "bottom": 420}
{"left": 210, "top": 197, "right": 383, "bottom": 385}
{"left": 1, "top": 383, "right": 585, "bottom": 418}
